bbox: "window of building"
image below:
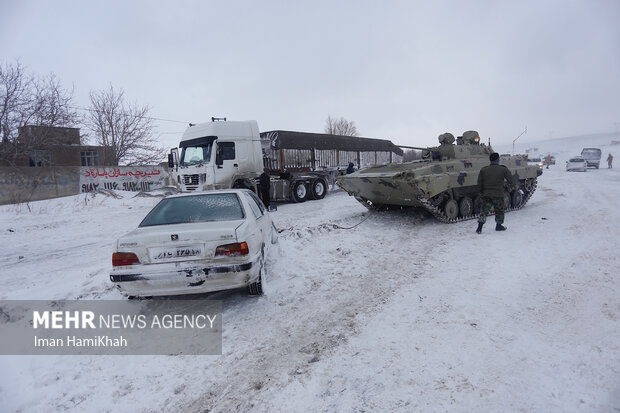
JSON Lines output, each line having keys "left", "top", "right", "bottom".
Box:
{"left": 81, "top": 151, "right": 99, "bottom": 166}
{"left": 29, "top": 150, "right": 51, "bottom": 167}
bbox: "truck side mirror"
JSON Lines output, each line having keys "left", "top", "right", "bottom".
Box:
{"left": 168, "top": 148, "right": 179, "bottom": 171}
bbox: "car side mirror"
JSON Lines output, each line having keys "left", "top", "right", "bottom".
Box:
{"left": 168, "top": 153, "right": 175, "bottom": 168}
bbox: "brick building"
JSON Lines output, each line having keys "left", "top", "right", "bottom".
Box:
{"left": 0, "top": 126, "right": 116, "bottom": 167}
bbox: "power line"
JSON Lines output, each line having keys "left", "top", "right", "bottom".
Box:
{"left": 68, "top": 105, "right": 189, "bottom": 124}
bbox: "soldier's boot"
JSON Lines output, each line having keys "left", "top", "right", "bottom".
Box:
{"left": 475, "top": 222, "right": 483, "bottom": 234}
{"left": 495, "top": 224, "right": 507, "bottom": 231}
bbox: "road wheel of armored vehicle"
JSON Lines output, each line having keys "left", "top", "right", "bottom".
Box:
{"left": 473, "top": 195, "right": 483, "bottom": 215}
{"left": 444, "top": 199, "right": 459, "bottom": 220}
{"left": 523, "top": 178, "right": 535, "bottom": 192}
{"left": 309, "top": 177, "right": 328, "bottom": 200}
{"left": 459, "top": 197, "right": 473, "bottom": 217}
{"left": 503, "top": 191, "right": 511, "bottom": 209}
{"left": 291, "top": 180, "right": 308, "bottom": 203}
{"left": 511, "top": 190, "right": 523, "bottom": 208}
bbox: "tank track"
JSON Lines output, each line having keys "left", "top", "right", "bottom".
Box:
{"left": 416, "top": 179, "right": 538, "bottom": 224}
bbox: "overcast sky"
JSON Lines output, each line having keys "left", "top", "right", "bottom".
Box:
{"left": 2, "top": 0, "right": 619, "bottom": 148}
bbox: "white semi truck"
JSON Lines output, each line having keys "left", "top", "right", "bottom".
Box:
{"left": 168, "top": 119, "right": 403, "bottom": 203}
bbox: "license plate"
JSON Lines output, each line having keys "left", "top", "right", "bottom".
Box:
{"left": 149, "top": 245, "right": 203, "bottom": 261}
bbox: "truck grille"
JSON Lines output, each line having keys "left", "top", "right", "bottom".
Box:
{"left": 182, "top": 174, "right": 199, "bottom": 185}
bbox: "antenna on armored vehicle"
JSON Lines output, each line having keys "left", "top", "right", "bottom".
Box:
{"left": 512, "top": 126, "right": 527, "bottom": 155}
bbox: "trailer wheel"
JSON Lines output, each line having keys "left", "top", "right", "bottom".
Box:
{"left": 309, "top": 178, "right": 328, "bottom": 200}
{"left": 233, "top": 179, "right": 253, "bottom": 190}
{"left": 290, "top": 180, "right": 308, "bottom": 203}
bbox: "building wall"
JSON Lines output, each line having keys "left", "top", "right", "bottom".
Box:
{"left": 0, "top": 165, "right": 171, "bottom": 205}
{"left": 18, "top": 125, "right": 81, "bottom": 146}
{"left": 1, "top": 126, "right": 117, "bottom": 167}
{"left": 0, "top": 166, "right": 81, "bottom": 205}
{"left": 79, "top": 166, "right": 169, "bottom": 193}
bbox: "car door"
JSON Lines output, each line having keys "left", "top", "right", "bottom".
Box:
{"left": 243, "top": 192, "right": 271, "bottom": 248}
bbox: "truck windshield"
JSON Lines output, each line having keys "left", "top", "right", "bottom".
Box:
{"left": 179, "top": 137, "right": 216, "bottom": 166}
{"left": 581, "top": 149, "right": 601, "bottom": 157}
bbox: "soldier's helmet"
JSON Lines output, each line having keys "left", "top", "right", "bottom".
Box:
{"left": 438, "top": 133, "right": 455, "bottom": 145}
{"left": 461, "top": 130, "right": 480, "bottom": 145}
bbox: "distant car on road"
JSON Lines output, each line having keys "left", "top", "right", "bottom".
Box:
{"left": 566, "top": 156, "right": 588, "bottom": 172}
{"left": 110, "top": 189, "right": 277, "bottom": 298}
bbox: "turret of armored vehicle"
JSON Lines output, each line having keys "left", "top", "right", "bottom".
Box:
{"left": 336, "top": 131, "right": 543, "bottom": 223}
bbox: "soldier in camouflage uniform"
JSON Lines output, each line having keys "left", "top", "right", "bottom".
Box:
{"left": 476, "top": 152, "right": 516, "bottom": 233}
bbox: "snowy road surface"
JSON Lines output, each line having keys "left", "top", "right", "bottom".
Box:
{"left": 1, "top": 161, "right": 619, "bottom": 412}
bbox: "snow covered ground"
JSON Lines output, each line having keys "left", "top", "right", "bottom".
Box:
{"left": 1, "top": 136, "right": 619, "bottom": 412}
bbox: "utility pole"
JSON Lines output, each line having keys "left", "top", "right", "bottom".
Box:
{"left": 513, "top": 126, "right": 527, "bottom": 155}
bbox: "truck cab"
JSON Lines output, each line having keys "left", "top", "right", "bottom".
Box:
{"left": 169, "top": 120, "right": 263, "bottom": 191}
{"left": 580, "top": 147, "right": 602, "bottom": 169}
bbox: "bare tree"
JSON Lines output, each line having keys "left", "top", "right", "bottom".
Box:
{"left": 85, "top": 85, "right": 164, "bottom": 165}
{"left": 0, "top": 60, "right": 80, "bottom": 165}
{"left": 0, "top": 60, "right": 29, "bottom": 144}
{"left": 324, "top": 115, "right": 359, "bottom": 136}
{"left": 403, "top": 149, "right": 422, "bottom": 162}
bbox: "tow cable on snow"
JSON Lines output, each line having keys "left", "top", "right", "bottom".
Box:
{"left": 276, "top": 211, "right": 374, "bottom": 233}
{"left": 330, "top": 211, "right": 374, "bottom": 230}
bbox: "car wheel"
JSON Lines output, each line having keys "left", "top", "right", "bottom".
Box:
{"left": 290, "top": 180, "right": 308, "bottom": 203}
{"left": 247, "top": 262, "right": 264, "bottom": 296}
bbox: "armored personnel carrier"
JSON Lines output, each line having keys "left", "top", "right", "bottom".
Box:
{"left": 336, "top": 131, "right": 543, "bottom": 223}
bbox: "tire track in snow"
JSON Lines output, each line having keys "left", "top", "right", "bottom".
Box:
{"left": 177, "top": 212, "right": 439, "bottom": 413}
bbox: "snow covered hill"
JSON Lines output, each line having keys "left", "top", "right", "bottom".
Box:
{"left": 1, "top": 138, "right": 619, "bottom": 412}
{"left": 497, "top": 131, "right": 620, "bottom": 165}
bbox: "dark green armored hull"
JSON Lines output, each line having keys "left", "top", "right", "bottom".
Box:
{"left": 336, "top": 131, "right": 543, "bottom": 223}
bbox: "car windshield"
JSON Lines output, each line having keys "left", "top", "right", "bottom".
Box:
{"left": 139, "top": 194, "right": 244, "bottom": 227}
{"left": 569, "top": 158, "right": 584, "bottom": 162}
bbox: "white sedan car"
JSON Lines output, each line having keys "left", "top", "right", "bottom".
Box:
{"left": 566, "top": 156, "right": 588, "bottom": 172}
{"left": 110, "top": 189, "right": 277, "bottom": 297}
